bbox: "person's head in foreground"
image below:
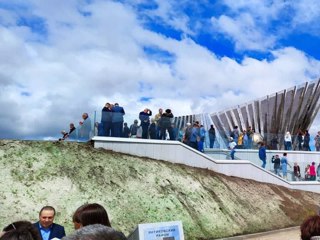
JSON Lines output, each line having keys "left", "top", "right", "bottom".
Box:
{"left": 73, "top": 203, "right": 111, "bottom": 229}
{"left": 73, "top": 204, "right": 89, "bottom": 230}
{"left": 62, "top": 224, "right": 127, "bottom": 240}
{"left": 0, "top": 221, "right": 41, "bottom": 240}
{"left": 301, "top": 215, "right": 320, "bottom": 240}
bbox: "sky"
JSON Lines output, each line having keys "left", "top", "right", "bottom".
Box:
{"left": 1, "top": 0, "right": 320, "bottom": 139}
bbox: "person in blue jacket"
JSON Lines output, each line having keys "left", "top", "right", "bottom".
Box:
{"left": 111, "top": 103, "right": 125, "bottom": 138}
{"left": 258, "top": 142, "right": 267, "bottom": 168}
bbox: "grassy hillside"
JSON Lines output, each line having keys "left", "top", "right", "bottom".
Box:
{"left": 0, "top": 140, "right": 319, "bottom": 239}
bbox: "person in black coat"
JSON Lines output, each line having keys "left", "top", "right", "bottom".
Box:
{"left": 101, "top": 103, "right": 113, "bottom": 137}
{"left": 148, "top": 120, "right": 157, "bottom": 139}
{"left": 139, "top": 108, "right": 152, "bottom": 139}
{"left": 271, "top": 154, "right": 281, "bottom": 176}
{"left": 159, "top": 109, "right": 174, "bottom": 140}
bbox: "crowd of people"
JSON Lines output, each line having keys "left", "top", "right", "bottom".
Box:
{"left": 95, "top": 105, "right": 216, "bottom": 152}
{"left": 283, "top": 129, "right": 312, "bottom": 151}
{"left": 58, "top": 105, "right": 320, "bottom": 156}
{"left": 96, "top": 106, "right": 178, "bottom": 141}
{"left": 227, "top": 125, "right": 320, "bottom": 152}
{"left": 258, "top": 148, "right": 320, "bottom": 181}
{"left": 0, "top": 204, "right": 126, "bottom": 240}
{"left": 59, "top": 113, "right": 92, "bottom": 142}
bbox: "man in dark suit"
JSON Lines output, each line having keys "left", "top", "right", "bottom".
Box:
{"left": 34, "top": 206, "right": 66, "bottom": 240}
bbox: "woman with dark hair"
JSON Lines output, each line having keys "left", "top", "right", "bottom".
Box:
{"left": 301, "top": 215, "right": 320, "bottom": 240}
{"left": 75, "top": 203, "right": 111, "bottom": 228}
{"left": 1, "top": 221, "right": 41, "bottom": 240}
{"left": 72, "top": 204, "right": 89, "bottom": 230}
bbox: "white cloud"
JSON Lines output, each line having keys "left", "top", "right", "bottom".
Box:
{"left": 292, "top": 0, "right": 320, "bottom": 27}
{"left": 210, "top": 0, "right": 320, "bottom": 52}
{"left": 143, "top": 0, "right": 193, "bottom": 35}
{"left": 211, "top": 14, "right": 276, "bottom": 51}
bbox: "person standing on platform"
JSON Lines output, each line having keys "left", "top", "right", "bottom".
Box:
{"left": 310, "top": 162, "right": 316, "bottom": 181}
{"left": 159, "top": 109, "right": 174, "bottom": 140}
{"left": 247, "top": 126, "right": 254, "bottom": 149}
{"left": 315, "top": 131, "right": 320, "bottom": 152}
{"left": 198, "top": 125, "right": 206, "bottom": 152}
{"left": 154, "top": 108, "right": 163, "bottom": 139}
{"left": 148, "top": 119, "right": 157, "bottom": 139}
{"left": 317, "top": 163, "right": 320, "bottom": 181}
{"left": 189, "top": 123, "right": 200, "bottom": 150}
{"left": 297, "top": 129, "right": 304, "bottom": 150}
{"left": 122, "top": 122, "right": 130, "bottom": 138}
{"left": 284, "top": 131, "right": 292, "bottom": 150}
{"left": 271, "top": 154, "right": 281, "bottom": 176}
{"left": 79, "top": 113, "right": 91, "bottom": 141}
{"left": 293, "top": 162, "right": 301, "bottom": 181}
{"left": 139, "top": 108, "right": 152, "bottom": 139}
{"left": 258, "top": 142, "right": 267, "bottom": 169}
{"left": 208, "top": 125, "right": 216, "bottom": 148}
{"left": 101, "top": 103, "right": 113, "bottom": 137}
{"left": 228, "top": 137, "right": 237, "bottom": 160}
{"left": 280, "top": 152, "right": 291, "bottom": 180}
{"left": 303, "top": 129, "right": 311, "bottom": 151}
{"left": 111, "top": 103, "right": 125, "bottom": 137}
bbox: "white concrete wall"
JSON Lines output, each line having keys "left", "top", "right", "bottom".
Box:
{"left": 92, "top": 137, "right": 320, "bottom": 193}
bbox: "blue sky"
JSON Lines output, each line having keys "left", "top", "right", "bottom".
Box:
{"left": 1, "top": 0, "right": 320, "bottom": 139}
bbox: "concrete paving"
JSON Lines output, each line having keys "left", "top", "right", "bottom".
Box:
{"left": 217, "top": 226, "right": 300, "bottom": 240}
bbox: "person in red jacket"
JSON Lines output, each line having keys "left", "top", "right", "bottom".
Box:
{"left": 310, "top": 162, "right": 317, "bottom": 181}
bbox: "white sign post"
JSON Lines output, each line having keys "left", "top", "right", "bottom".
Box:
{"left": 128, "top": 221, "right": 184, "bottom": 240}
